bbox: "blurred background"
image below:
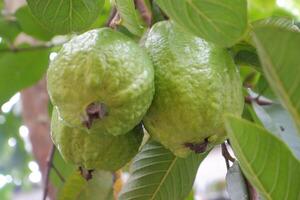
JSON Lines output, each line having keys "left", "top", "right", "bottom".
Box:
{"left": 0, "top": 0, "right": 299, "bottom": 199}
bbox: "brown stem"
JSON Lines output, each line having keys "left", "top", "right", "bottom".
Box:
{"left": 245, "top": 95, "right": 272, "bottom": 106}
{"left": 221, "top": 143, "right": 235, "bottom": 169}
{"left": 0, "top": 44, "right": 54, "bottom": 53}
{"left": 43, "top": 144, "right": 56, "bottom": 200}
{"left": 106, "top": 7, "right": 118, "bottom": 27}
{"left": 245, "top": 178, "right": 259, "bottom": 200}
{"left": 134, "top": 0, "right": 152, "bottom": 26}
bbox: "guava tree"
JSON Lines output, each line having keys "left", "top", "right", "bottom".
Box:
{"left": 0, "top": 0, "right": 300, "bottom": 200}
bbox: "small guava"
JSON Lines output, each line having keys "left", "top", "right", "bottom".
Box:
{"left": 47, "top": 28, "right": 154, "bottom": 136}
{"left": 51, "top": 107, "right": 143, "bottom": 171}
{"left": 143, "top": 21, "right": 244, "bottom": 157}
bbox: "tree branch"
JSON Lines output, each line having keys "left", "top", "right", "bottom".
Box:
{"left": 244, "top": 95, "right": 272, "bottom": 106}
{"left": 106, "top": 7, "right": 118, "bottom": 27}
{"left": 134, "top": 0, "right": 152, "bottom": 26}
{"left": 43, "top": 144, "right": 56, "bottom": 200}
{"left": 221, "top": 142, "right": 235, "bottom": 169}
{"left": 0, "top": 44, "right": 55, "bottom": 53}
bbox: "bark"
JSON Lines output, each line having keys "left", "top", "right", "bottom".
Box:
{"left": 21, "top": 79, "right": 56, "bottom": 200}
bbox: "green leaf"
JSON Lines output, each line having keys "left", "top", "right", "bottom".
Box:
{"left": 225, "top": 115, "right": 300, "bottom": 200}
{"left": 231, "top": 42, "right": 261, "bottom": 71}
{"left": 252, "top": 26, "right": 300, "bottom": 134}
{"left": 50, "top": 149, "right": 75, "bottom": 188}
{"left": 226, "top": 161, "right": 249, "bottom": 200}
{"left": 0, "top": 46, "right": 50, "bottom": 105}
{"left": 26, "top": 0, "right": 105, "bottom": 35}
{"left": 252, "top": 102, "right": 300, "bottom": 159}
{"left": 59, "top": 170, "right": 113, "bottom": 200}
{"left": 252, "top": 17, "right": 299, "bottom": 31}
{"left": 15, "top": 6, "right": 55, "bottom": 41}
{"left": 0, "top": 17, "right": 21, "bottom": 42}
{"left": 155, "top": 0, "right": 248, "bottom": 47}
{"left": 119, "top": 140, "right": 209, "bottom": 200}
{"left": 115, "top": 0, "right": 147, "bottom": 36}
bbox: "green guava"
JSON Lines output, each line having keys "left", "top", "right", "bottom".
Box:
{"left": 51, "top": 107, "right": 143, "bottom": 171}
{"left": 143, "top": 21, "right": 244, "bottom": 157}
{"left": 47, "top": 28, "right": 154, "bottom": 136}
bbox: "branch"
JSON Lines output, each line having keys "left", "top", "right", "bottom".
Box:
{"left": 245, "top": 178, "right": 259, "bottom": 200}
{"left": 221, "top": 142, "right": 235, "bottom": 169}
{"left": 135, "top": 0, "right": 152, "bottom": 26}
{"left": 244, "top": 95, "right": 272, "bottom": 106}
{"left": 43, "top": 144, "right": 56, "bottom": 200}
{"left": 0, "top": 44, "right": 55, "bottom": 53}
{"left": 106, "top": 7, "right": 118, "bottom": 27}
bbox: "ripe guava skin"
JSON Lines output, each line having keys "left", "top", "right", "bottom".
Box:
{"left": 143, "top": 21, "right": 244, "bottom": 157}
{"left": 47, "top": 28, "right": 154, "bottom": 136}
{"left": 51, "top": 108, "right": 143, "bottom": 171}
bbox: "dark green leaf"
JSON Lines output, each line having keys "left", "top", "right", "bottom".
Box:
{"left": 119, "top": 140, "right": 209, "bottom": 200}
{"left": 0, "top": 17, "right": 21, "bottom": 42}
{"left": 156, "top": 0, "right": 248, "bottom": 47}
{"left": 15, "top": 6, "right": 55, "bottom": 41}
{"left": 225, "top": 115, "right": 300, "bottom": 200}
{"left": 0, "top": 46, "right": 50, "bottom": 105}
{"left": 231, "top": 42, "right": 261, "bottom": 71}
{"left": 27, "top": 0, "right": 105, "bottom": 35}
{"left": 226, "top": 161, "right": 249, "bottom": 200}
{"left": 252, "top": 26, "right": 300, "bottom": 134}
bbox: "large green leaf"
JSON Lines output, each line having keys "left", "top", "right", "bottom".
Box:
{"left": 119, "top": 140, "right": 208, "bottom": 200}
{"left": 58, "top": 170, "right": 113, "bottom": 200}
{"left": 251, "top": 102, "right": 300, "bottom": 159}
{"left": 0, "top": 46, "right": 50, "bottom": 105}
{"left": 225, "top": 115, "right": 300, "bottom": 200}
{"left": 26, "top": 0, "right": 104, "bottom": 35}
{"left": 116, "top": 0, "right": 147, "bottom": 36}
{"left": 155, "top": 0, "right": 248, "bottom": 47}
{"left": 252, "top": 26, "right": 300, "bottom": 134}
{"left": 15, "top": 6, "right": 54, "bottom": 41}
{"left": 0, "top": 17, "right": 21, "bottom": 42}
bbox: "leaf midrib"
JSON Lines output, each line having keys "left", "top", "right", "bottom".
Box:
{"left": 227, "top": 122, "right": 272, "bottom": 200}
{"left": 253, "top": 31, "right": 300, "bottom": 134}
{"left": 149, "top": 157, "right": 178, "bottom": 200}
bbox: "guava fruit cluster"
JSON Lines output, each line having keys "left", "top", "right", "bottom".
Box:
{"left": 47, "top": 28, "right": 154, "bottom": 171}
{"left": 48, "top": 21, "right": 244, "bottom": 170}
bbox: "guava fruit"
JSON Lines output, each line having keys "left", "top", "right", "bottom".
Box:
{"left": 47, "top": 28, "right": 154, "bottom": 136}
{"left": 143, "top": 21, "right": 244, "bottom": 157}
{"left": 51, "top": 107, "right": 143, "bottom": 171}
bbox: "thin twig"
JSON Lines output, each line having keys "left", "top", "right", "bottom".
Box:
{"left": 245, "top": 95, "right": 272, "bottom": 106}
{"left": 221, "top": 143, "right": 235, "bottom": 169}
{"left": 134, "top": 0, "right": 152, "bottom": 26}
{"left": 51, "top": 163, "right": 65, "bottom": 183}
{"left": 245, "top": 178, "right": 259, "bottom": 200}
{"left": 0, "top": 44, "right": 55, "bottom": 53}
{"left": 43, "top": 144, "right": 56, "bottom": 200}
{"left": 106, "top": 7, "right": 118, "bottom": 27}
